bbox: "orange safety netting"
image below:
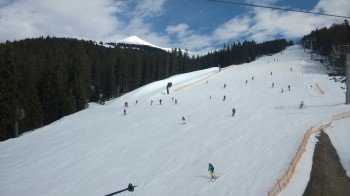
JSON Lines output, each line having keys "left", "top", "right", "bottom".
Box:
{"left": 268, "top": 111, "right": 350, "bottom": 196}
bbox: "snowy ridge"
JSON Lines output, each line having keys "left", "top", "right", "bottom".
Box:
{"left": 118, "top": 36, "right": 172, "bottom": 52}
{"left": 1, "top": 45, "right": 350, "bottom": 196}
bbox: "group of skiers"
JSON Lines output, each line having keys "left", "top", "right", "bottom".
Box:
{"left": 123, "top": 97, "right": 180, "bottom": 116}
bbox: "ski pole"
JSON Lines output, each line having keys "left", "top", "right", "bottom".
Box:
{"left": 104, "top": 183, "right": 137, "bottom": 196}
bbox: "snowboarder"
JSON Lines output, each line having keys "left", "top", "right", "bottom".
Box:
{"left": 124, "top": 102, "right": 128, "bottom": 107}
{"left": 124, "top": 109, "right": 127, "bottom": 116}
{"left": 175, "top": 99, "right": 178, "bottom": 105}
{"left": 159, "top": 99, "right": 162, "bottom": 105}
{"left": 232, "top": 108, "right": 236, "bottom": 116}
{"left": 224, "top": 84, "right": 226, "bottom": 88}
{"left": 223, "top": 95, "right": 226, "bottom": 101}
{"left": 272, "top": 83, "right": 274, "bottom": 88}
{"left": 182, "top": 116, "right": 186, "bottom": 124}
{"left": 208, "top": 163, "right": 218, "bottom": 179}
{"left": 299, "top": 101, "right": 304, "bottom": 109}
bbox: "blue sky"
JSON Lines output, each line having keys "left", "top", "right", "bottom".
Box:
{"left": 0, "top": 0, "right": 349, "bottom": 53}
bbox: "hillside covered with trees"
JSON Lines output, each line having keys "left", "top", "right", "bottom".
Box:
{"left": 300, "top": 20, "right": 350, "bottom": 75}
{"left": 0, "top": 37, "right": 290, "bottom": 141}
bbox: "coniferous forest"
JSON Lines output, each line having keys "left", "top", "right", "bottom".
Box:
{"left": 0, "top": 36, "right": 291, "bottom": 141}
{"left": 300, "top": 20, "right": 350, "bottom": 75}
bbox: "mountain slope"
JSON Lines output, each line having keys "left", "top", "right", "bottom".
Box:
{"left": 0, "top": 45, "right": 349, "bottom": 196}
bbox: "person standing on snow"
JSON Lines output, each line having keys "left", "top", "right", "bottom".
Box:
{"left": 208, "top": 163, "right": 218, "bottom": 179}
{"left": 223, "top": 95, "right": 226, "bottom": 101}
{"left": 182, "top": 116, "right": 186, "bottom": 124}
{"left": 299, "top": 101, "right": 304, "bottom": 109}
{"left": 159, "top": 99, "right": 162, "bottom": 105}
{"left": 124, "top": 109, "right": 127, "bottom": 116}
{"left": 224, "top": 84, "right": 226, "bottom": 88}
{"left": 232, "top": 108, "right": 236, "bottom": 116}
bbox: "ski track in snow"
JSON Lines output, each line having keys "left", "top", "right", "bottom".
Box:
{"left": 1, "top": 45, "right": 350, "bottom": 196}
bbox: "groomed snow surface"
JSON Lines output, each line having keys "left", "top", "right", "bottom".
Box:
{"left": 1, "top": 45, "right": 350, "bottom": 196}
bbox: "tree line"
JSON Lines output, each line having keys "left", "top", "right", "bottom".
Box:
{"left": 300, "top": 20, "right": 350, "bottom": 75}
{"left": 0, "top": 36, "right": 290, "bottom": 141}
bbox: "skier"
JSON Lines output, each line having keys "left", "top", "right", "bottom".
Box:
{"left": 224, "top": 84, "right": 226, "bottom": 88}
{"left": 124, "top": 102, "right": 128, "bottom": 107}
{"left": 135, "top": 100, "right": 138, "bottom": 105}
{"left": 223, "top": 95, "right": 226, "bottom": 101}
{"left": 299, "top": 101, "right": 304, "bottom": 109}
{"left": 124, "top": 109, "right": 127, "bottom": 116}
{"left": 252, "top": 76, "right": 254, "bottom": 80}
{"left": 270, "top": 71, "right": 272, "bottom": 75}
{"left": 281, "top": 88, "right": 284, "bottom": 93}
{"left": 182, "top": 116, "right": 186, "bottom": 124}
{"left": 290, "top": 67, "right": 293, "bottom": 71}
{"left": 159, "top": 99, "right": 162, "bottom": 105}
{"left": 175, "top": 99, "right": 178, "bottom": 105}
{"left": 272, "top": 83, "right": 274, "bottom": 88}
{"left": 151, "top": 100, "right": 153, "bottom": 105}
{"left": 208, "top": 163, "right": 218, "bottom": 180}
{"left": 206, "top": 81, "right": 208, "bottom": 84}
{"left": 210, "top": 95, "right": 211, "bottom": 100}
{"left": 245, "top": 80, "right": 248, "bottom": 84}
{"left": 232, "top": 108, "right": 236, "bottom": 116}
{"left": 288, "top": 85, "right": 291, "bottom": 91}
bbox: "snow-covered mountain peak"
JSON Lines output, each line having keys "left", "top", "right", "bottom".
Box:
{"left": 118, "top": 35, "right": 168, "bottom": 51}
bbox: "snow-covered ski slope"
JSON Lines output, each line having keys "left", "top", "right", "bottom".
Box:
{"left": 1, "top": 45, "right": 350, "bottom": 196}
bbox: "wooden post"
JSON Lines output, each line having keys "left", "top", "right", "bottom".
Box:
{"left": 346, "top": 54, "right": 350, "bottom": 104}
{"left": 278, "top": 179, "right": 281, "bottom": 191}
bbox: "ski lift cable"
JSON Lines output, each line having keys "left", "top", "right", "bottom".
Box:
{"left": 208, "top": 0, "right": 350, "bottom": 19}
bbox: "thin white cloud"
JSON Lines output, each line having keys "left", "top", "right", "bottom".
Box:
{"left": 165, "top": 23, "right": 192, "bottom": 39}
{"left": 213, "top": 16, "right": 251, "bottom": 41}
{"left": 135, "top": 0, "right": 166, "bottom": 17}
